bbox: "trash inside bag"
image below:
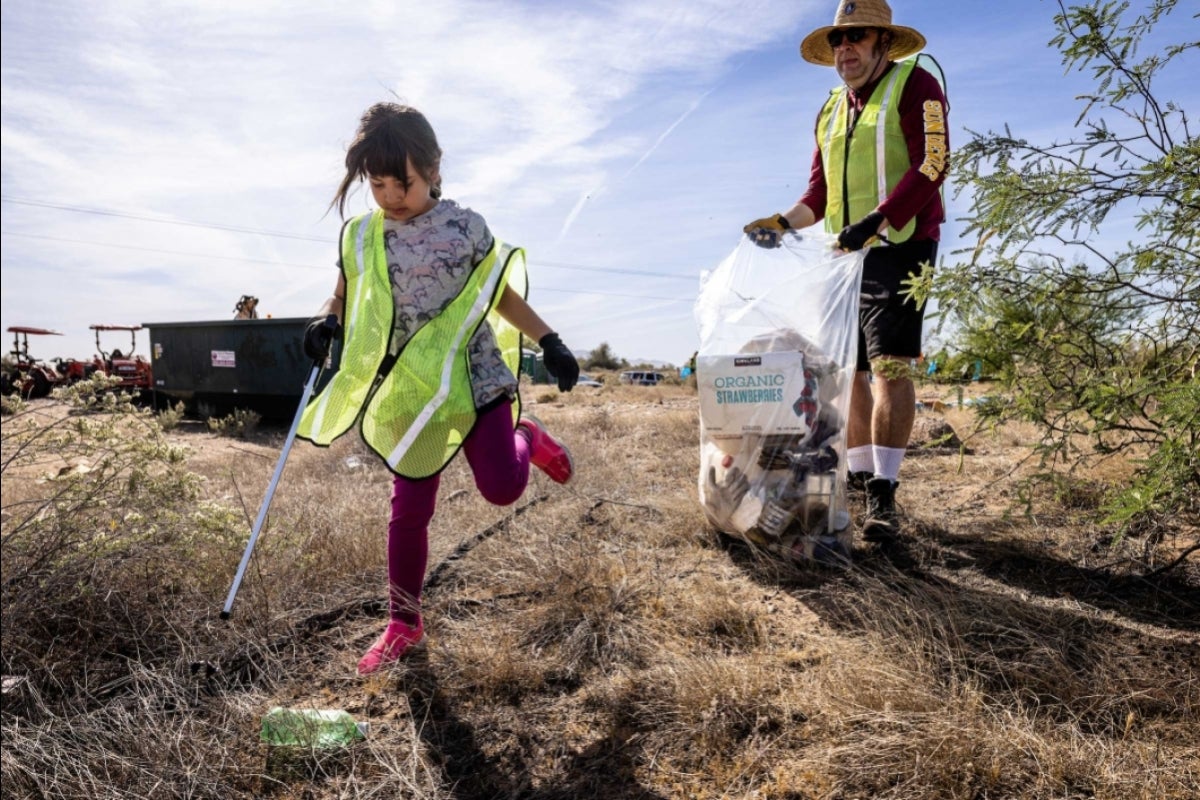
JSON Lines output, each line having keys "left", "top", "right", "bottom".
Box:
{"left": 694, "top": 232, "right": 864, "bottom": 564}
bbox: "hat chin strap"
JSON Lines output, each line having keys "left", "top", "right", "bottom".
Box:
{"left": 869, "top": 52, "right": 890, "bottom": 82}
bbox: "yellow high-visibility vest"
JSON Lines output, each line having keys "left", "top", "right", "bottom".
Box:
{"left": 298, "top": 209, "right": 526, "bottom": 478}
{"left": 818, "top": 58, "right": 918, "bottom": 244}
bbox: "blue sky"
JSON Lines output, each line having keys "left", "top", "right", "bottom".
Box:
{"left": 2, "top": 0, "right": 1195, "bottom": 366}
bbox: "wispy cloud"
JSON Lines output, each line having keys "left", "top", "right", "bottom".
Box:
{"left": 13, "top": 0, "right": 1180, "bottom": 364}
{"left": 2, "top": 0, "right": 820, "bottom": 360}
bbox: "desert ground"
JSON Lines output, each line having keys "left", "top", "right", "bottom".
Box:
{"left": 2, "top": 377, "right": 1197, "bottom": 799}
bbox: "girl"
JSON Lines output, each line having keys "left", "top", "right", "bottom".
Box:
{"left": 298, "top": 102, "right": 580, "bottom": 676}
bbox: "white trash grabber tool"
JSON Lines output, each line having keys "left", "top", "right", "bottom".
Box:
{"left": 220, "top": 315, "right": 337, "bottom": 620}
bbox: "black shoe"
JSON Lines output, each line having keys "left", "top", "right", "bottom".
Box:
{"left": 863, "top": 478, "right": 900, "bottom": 543}
{"left": 848, "top": 470, "right": 874, "bottom": 496}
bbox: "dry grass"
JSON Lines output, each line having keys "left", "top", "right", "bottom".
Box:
{"left": 2, "top": 380, "right": 1197, "bottom": 799}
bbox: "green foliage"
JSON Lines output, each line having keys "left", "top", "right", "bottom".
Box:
{"left": 156, "top": 400, "right": 187, "bottom": 431}
{"left": 1, "top": 393, "right": 22, "bottom": 416}
{"left": 585, "top": 341, "right": 626, "bottom": 370}
{"left": 873, "top": 357, "right": 918, "bottom": 382}
{"left": 915, "top": 0, "right": 1198, "bottom": 539}
{"left": 206, "top": 407, "right": 262, "bottom": 438}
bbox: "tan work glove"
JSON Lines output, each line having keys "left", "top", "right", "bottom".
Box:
{"left": 743, "top": 213, "right": 791, "bottom": 248}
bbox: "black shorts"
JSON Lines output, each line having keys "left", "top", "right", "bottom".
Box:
{"left": 857, "top": 238, "right": 937, "bottom": 372}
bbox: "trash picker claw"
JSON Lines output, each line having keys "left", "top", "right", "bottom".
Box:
{"left": 219, "top": 315, "right": 336, "bottom": 620}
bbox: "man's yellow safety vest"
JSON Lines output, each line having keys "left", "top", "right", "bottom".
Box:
{"left": 297, "top": 210, "right": 526, "bottom": 478}
{"left": 817, "top": 58, "right": 919, "bottom": 245}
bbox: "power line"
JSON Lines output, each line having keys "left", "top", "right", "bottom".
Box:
{"left": 524, "top": 259, "right": 694, "bottom": 282}
{"left": 1, "top": 195, "right": 330, "bottom": 242}
{"left": 0, "top": 229, "right": 696, "bottom": 304}
{"left": 0, "top": 230, "right": 331, "bottom": 270}
{"left": 535, "top": 286, "right": 692, "bottom": 304}
{"left": 1, "top": 195, "right": 699, "bottom": 281}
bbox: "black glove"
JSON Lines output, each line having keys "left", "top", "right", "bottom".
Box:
{"left": 303, "top": 314, "right": 341, "bottom": 361}
{"left": 539, "top": 332, "right": 579, "bottom": 391}
{"left": 743, "top": 213, "right": 791, "bottom": 249}
{"left": 836, "top": 210, "right": 886, "bottom": 251}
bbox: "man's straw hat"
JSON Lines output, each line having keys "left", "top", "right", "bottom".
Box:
{"left": 800, "top": 0, "right": 926, "bottom": 66}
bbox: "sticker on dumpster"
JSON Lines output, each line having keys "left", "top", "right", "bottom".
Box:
{"left": 211, "top": 350, "right": 236, "bottom": 368}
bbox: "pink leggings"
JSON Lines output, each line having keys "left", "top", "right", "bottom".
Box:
{"left": 386, "top": 398, "right": 529, "bottom": 624}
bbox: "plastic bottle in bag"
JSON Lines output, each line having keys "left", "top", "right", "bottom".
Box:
{"left": 260, "top": 707, "right": 368, "bottom": 748}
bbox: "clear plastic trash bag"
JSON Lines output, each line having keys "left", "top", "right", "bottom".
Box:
{"left": 694, "top": 231, "right": 864, "bottom": 563}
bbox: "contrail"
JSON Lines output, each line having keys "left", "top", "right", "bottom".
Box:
{"left": 618, "top": 87, "right": 713, "bottom": 181}
{"left": 556, "top": 87, "right": 715, "bottom": 242}
{"left": 557, "top": 190, "right": 593, "bottom": 243}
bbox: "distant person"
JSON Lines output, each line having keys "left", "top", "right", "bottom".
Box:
{"left": 298, "top": 101, "right": 580, "bottom": 675}
{"left": 682, "top": 350, "right": 698, "bottom": 383}
{"left": 233, "top": 295, "right": 259, "bottom": 319}
{"left": 743, "top": 0, "right": 947, "bottom": 547}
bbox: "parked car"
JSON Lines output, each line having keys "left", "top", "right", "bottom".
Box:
{"left": 619, "top": 370, "right": 665, "bottom": 386}
{"left": 577, "top": 373, "right": 603, "bottom": 388}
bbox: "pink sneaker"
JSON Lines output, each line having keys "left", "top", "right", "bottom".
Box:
{"left": 517, "top": 415, "right": 574, "bottom": 485}
{"left": 356, "top": 618, "right": 425, "bottom": 675}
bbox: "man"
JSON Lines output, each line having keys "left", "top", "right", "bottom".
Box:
{"left": 233, "top": 295, "right": 260, "bottom": 320}
{"left": 744, "top": 0, "right": 948, "bottom": 543}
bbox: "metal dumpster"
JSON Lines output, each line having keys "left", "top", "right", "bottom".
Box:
{"left": 142, "top": 317, "right": 339, "bottom": 419}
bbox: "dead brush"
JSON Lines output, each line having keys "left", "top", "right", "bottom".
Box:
{"left": 443, "top": 496, "right": 664, "bottom": 678}
{"left": 781, "top": 562, "right": 1200, "bottom": 799}
{"left": 3, "top": 379, "right": 1196, "bottom": 799}
{"left": 211, "top": 433, "right": 397, "bottom": 624}
{"left": 1, "top": 676, "right": 257, "bottom": 799}
{"left": 0, "top": 386, "right": 239, "bottom": 697}
{"left": 602, "top": 654, "right": 808, "bottom": 794}
{"left": 646, "top": 572, "right": 769, "bottom": 652}
{"left": 0, "top": 386, "right": 416, "bottom": 796}
{"left": 434, "top": 621, "right": 552, "bottom": 703}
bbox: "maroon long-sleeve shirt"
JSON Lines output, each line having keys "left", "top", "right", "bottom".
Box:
{"left": 798, "top": 63, "right": 949, "bottom": 241}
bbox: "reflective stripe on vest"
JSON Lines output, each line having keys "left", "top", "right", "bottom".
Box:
{"left": 818, "top": 58, "right": 918, "bottom": 245}
{"left": 297, "top": 209, "right": 525, "bottom": 478}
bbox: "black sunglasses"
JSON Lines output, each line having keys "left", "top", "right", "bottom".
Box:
{"left": 827, "top": 27, "right": 871, "bottom": 48}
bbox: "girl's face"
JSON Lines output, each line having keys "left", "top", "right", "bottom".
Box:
{"left": 369, "top": 157, "right": 438, "bottom": 221}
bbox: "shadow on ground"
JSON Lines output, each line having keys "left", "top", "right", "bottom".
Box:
{"left": 717, "top": 521, "right": 1199, "bottom": 742}
{"left": 400, "top": 656, "right": 668, "bottom": 800}
{"left": 895, "top": 517, "right": 1199, "bottom": 630}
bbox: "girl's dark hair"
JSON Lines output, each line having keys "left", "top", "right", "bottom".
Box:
{"left": 332, "top": 102, "right": 443, "bottom": 218}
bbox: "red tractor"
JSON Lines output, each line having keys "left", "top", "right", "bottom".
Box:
{"left": 58, "top": 324, "right": 154, "bottom": 395}
{"left": 2, "top": 326, "right": 66, "bottom": 399}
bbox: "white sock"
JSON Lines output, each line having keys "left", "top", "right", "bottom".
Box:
{"left": 847, "top": 445, "right": 874, "bottom": 474}
{"left": 872, "top": 446, "right": 906, "bottom": 483}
